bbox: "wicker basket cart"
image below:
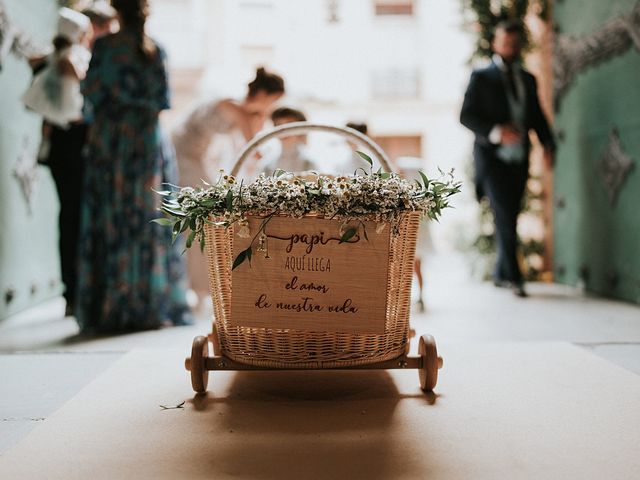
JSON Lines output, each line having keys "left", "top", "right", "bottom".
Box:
{"left": 185, "top": 123, "right": 443, "bottom": 394}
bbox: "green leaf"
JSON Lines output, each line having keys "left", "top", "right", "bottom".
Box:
{"left": 151, "top": 218, "right": 175, "bottom": 226}
{"left": 159, "top": 401, "right": 185, "bottom": 410}
{"left": 160, "top": 206, "right": 186, "bottom": 218}
{"left": 232, "top": 250, "right": 247, "bottom": 270}
{"left": 199, "top": 234, "right": 206, "bottom": 252}
{"left": 418, "top": 170, "right": 430, "bottom": 189}
{"left": 339, "top": 227, "right": 358, "bottom": 244}
{"left": 246, "top": 246, "right": 252, "bottom": 264}
{"left": 356, "top": 151, "right": 373, "bottom": 167}
{"left": 379, "top": 172, "right": 391, "bottom": 179}
{"left": 274, "top": 169, "right": 286, "bottom": 177}
{"left": 225, "top": 189, "right": 234, "bottom": 211}
{"left": 186, "top": 230, "right": 196, "bottom": 248}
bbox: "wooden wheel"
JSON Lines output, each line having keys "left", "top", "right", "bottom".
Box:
{"left": 418, "top": 334, "right": 443, "bottom": 392}
{"left": 186, "top": 335, "right": 209, "bottom": 394}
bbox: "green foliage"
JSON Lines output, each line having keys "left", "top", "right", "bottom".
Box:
{"left": 460, "top": 0, "right": 550, "bottom": 60}
{"left": 356, "top": 151, "right": 374, "bottom": 167}
{"left": 339, "top": 227, "right": 358, "bottom": 244}
{"left": 155, "top": 159, "right": 462, "bottom": 271}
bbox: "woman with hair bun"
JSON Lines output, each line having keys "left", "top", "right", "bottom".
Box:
{"left": 173, "top": 67, "right": 285, "bottom": 183}
{"left": 76, "top": 0, "right": 193, "bottom": 332}
{"left": 172, "top": 67, "right": 285, "bottom": 312}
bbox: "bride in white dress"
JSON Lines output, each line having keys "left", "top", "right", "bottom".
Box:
{"left": 172, "top": 67, "right": 285, "bottom": 312}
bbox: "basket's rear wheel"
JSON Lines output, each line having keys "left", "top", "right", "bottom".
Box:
{"left": 419, "top": 334, "right": 442, "bottom": 391}
{"left": 189, "top": 336, "right": 209, "bottom": 394}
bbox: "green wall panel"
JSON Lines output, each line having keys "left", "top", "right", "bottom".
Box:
{"left": 0, "top": 0, "right": 61, "bottom": 319}
{"left": 554, "top": 0, "right": 640, "bottom": 303}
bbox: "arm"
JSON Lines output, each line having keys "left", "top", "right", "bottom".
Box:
{"left": 528, "top": 75, "right": 556, "bottom": 152}
{"left": 461, "top": 70, "right": 521, "bottom": 146}
{"left": 156, "top": 44, "right": 171, "bottom": 111}
{"left": 460, "top": 71, "right": 495, "bottom": 143}
{"left": 81, "top": 38, "right": 108, "bottom": 111}
{"left": 527, "top": 75, "right": 556, "bottom": 167}
{"left": 57, "top": 57, "right": 83, "bottom": 123}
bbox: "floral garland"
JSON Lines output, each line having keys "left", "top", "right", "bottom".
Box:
{"left": 156, "top": 153, "right": 461, "bottom": 268}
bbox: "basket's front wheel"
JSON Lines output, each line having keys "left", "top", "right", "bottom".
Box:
{"left": 187, "top": 335, "right": 209, "bottom": 394}
{"left": 419, "top": 334, "right": 443, "bottom": 392}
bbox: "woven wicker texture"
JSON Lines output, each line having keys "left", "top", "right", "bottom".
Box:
{"left": 204, "top": 211, "right": 419, "bottom": 368}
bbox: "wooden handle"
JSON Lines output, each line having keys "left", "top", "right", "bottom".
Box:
{"left": 230, "top": 122, "right": 394, "bottom": 177}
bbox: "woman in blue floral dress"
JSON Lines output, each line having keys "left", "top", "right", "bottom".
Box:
{"left": 75, "top": 0, "right": 193, "bottom": 332}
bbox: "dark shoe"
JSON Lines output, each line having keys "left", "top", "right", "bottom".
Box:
{"left": 512, "top": 283, "right": 528, "bottom": 298}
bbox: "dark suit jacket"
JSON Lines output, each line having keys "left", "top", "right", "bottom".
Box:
{"left": 460, "top": 61, "right": 555, "bottom": 200}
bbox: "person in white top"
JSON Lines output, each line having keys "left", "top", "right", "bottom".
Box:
{"left": 22, "top": 8, "right": 91, "bottom": 127}
{"left": 259, "top": 107, "right": 314, "bottom": 175}
{"left": 172, "top": 67, "right": 285, "bottom": 313}
{"left": 22, "top": 6, "right": 116, "bottom": 316}
{"left": 22, "top": 8, "right": 94, "bottom": 315}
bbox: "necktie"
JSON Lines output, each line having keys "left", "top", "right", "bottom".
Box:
{"left": 505, "top": 64, "right": 518, "bottom": 99}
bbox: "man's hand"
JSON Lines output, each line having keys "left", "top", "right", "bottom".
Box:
{"left": 500, "top": 123, "right": 521, "bottom": 145}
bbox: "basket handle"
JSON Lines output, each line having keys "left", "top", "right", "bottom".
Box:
{"left": 230, "top": 122, "right": 394, "bottom": 177}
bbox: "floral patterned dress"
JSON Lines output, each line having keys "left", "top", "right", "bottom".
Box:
{"left": 75, "top": 30, "right": 193, "bottom": 332}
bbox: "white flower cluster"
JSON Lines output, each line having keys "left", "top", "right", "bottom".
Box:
{"left": 158, "top": 168, "right": 459, "bottom": 251}
{"left": 174, "top": 170, "right": 444, "bottom": 226}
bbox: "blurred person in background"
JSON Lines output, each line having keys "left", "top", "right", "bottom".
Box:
{"left": 23, "top": 7, "right": 92, "bottom": 316}
{"left": 260, "top": 107, "right": 314, "bottom": 174}
{"left": 75, "top": 0, "right": 193, "bottom": 332}
{"left": 82, "top": 1, "right": 118, "bottom": 47}
{"left": 172, "top": 67, "right": 285, "bottom": 313}
{"left": 459, "top": 20, "right": 555, "bottom": 298}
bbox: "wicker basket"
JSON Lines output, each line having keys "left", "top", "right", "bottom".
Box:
{"left": 204, "top": 123, "right": 421, "bottom": 368}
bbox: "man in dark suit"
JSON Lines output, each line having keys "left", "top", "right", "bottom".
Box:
{"left": 460, "top": 21, "right": 555, "bottom": 297}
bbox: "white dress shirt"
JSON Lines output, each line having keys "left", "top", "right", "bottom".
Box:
{"left": 488, "top": 54, "right": 527, "bottom": 164}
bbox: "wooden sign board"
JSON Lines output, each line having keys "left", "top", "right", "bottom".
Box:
{"left": 230, "top": 216, "right": 390, "bottom": 334}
